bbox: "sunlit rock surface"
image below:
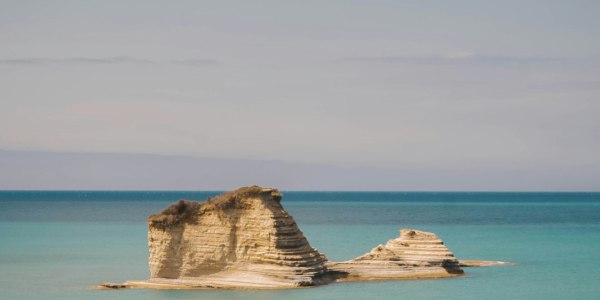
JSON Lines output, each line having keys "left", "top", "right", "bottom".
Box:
{"left": 129, "top": 186, "right": 329, "bottom": 289}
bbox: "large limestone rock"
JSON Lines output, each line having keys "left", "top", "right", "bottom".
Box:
{"left": 129, "top": 186, "right": 329, "bottom": 289}
{"left": 328, "top": 229, "right": 463, "bottom": 280}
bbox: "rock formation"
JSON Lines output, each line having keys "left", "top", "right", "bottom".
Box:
{"left": 101, "top": 186, "right": 505, "bottom": 290}
{"left": 127, "top": 186, "right": 329, "bottom": 289}
{"left": 327, "top": 229, "right": 463, "bottom": 280}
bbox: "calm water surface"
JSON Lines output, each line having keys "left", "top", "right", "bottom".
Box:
{"left": 1, "top": 191, "right": 599, "bottom": 300}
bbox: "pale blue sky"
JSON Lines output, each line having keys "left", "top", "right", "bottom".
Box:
{"left": 1, "top": 1, "right": 599, "bottom": 190}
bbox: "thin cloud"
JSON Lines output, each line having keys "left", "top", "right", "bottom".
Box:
{"left": 0, "top": 56, "right": 154, "bottom": 65}
{"left": 341, "top": 53, "right": 574, "bottom": 65}
{"left": 0, "top": 56, "right": 220, "bottom": 66}
{"left": 170, "top": 59, "right": 220, "bottom": 67}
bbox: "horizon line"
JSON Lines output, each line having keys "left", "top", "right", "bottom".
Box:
{"left": 1, "top": 189, "right": 599, "bottom": 193}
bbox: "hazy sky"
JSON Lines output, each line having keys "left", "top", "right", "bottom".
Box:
{"left": 1, "top": 1, "right": 599, "bottom": 190}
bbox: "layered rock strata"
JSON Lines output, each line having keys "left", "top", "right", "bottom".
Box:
{"left": 328, "top": 229, "right": 463, "bottom": 280}
{"left": 127, "top": 186, "right": 329, "bottom": 289}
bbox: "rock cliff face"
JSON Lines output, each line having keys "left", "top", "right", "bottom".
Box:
{"left": 328, "top": 229, "right": 463, "bottom": 279}
{"left": 141, "top": 186, "right": 328, "bottom": 288}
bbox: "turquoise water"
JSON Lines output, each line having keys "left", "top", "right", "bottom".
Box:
{"left": 1, "top": 191, "right": 600, "bottom": 300}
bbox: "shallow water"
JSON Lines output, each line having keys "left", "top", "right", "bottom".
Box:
{"left": 1, "top": 191, "right": 599, "bottom": 300}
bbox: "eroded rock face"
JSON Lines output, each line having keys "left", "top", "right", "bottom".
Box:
{"left": 143, "top": 186, "right": 328, "bottom": 288}
{"left": 327, "top": 229, "right": 463, "bottom": 279}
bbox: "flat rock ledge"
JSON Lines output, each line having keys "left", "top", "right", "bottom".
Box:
{"left": 98, "top": 186, "right": 509, "bottom": 290}
{"left": 459, "top": 260, "right": 514, "bottom": 267}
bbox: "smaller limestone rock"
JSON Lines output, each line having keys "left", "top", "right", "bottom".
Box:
{"left": 327, "top": 229, "right": 463, "bottom": 280}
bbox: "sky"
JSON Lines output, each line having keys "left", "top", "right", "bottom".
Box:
{"left": 1, "top": 0, "right": 599, "bottom": 190}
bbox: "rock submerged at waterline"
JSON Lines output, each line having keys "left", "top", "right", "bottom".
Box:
{"left": 101, "top": 186, "right": 507, "bottom": 290}
{"left": 459, "top": 260, "right": 514, "bottom": 267}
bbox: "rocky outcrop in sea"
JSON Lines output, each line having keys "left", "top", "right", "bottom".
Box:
{"left": 99, "top": 186, "right": 506, "bottom": 290}
{"left": 327, "top": 229, "right": 463, "bottom": 280}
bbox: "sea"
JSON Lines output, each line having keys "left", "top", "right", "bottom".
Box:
{"left": 1, "top": 191, "right": 599, "bottom": 300}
